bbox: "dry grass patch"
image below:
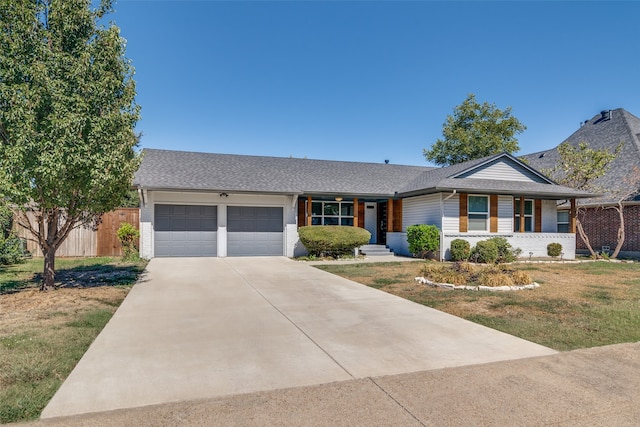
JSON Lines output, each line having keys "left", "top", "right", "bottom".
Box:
{"left": 316, "top": 260, "right": 640, "bottom": 351}
{"left": 0, "top": 257, "right": 146, "bottom": 423}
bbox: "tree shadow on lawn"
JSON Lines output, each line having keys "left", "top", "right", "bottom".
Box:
{"left": 1, "top": 263, "right": 146, "bottom": 294}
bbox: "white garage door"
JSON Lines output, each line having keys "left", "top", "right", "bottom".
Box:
{"left": 154, "top": 205, "right": 217, "bottom": 257}
{"left": 227, "top": 206, "right": 283, "bottom": 256}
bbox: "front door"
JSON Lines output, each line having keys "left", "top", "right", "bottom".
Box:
{"left": 377, "top": 202, "right": 387, "bottom": 245}
{"left": 364, "top": 202, "right": 377, "bottom": 244}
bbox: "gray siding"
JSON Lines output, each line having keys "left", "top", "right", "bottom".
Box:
{"left": 402, "top": 194, "right": 442, "bottom": 232}
{"left": 442, "top": 194, "right": 459, "bottom": 233}
{"left": 457, "top": 159, "right": 547, "bottom": 183}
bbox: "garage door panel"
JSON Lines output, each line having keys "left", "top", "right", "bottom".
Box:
{"left": 228, "top": 232, "right": 282, "bottom": 256}
{"left": 154, "top": 204, "right": 217, "bottom": 257}
{"left": 227, "top": 206, "right": 283, "bottom": 256}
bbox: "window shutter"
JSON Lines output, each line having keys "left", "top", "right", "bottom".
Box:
{"left": 459, "top": 193, "right": 468, "bottom": 232}
{"left": 535, "top": 199, "right": 542, "bottom": 232}
{"left": 490, "top": 195, "right": 498, "bottom": 232}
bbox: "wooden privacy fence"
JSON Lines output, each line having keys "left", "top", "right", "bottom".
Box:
{"left": 18, "top": 208, "right": 140, "bottom": 257}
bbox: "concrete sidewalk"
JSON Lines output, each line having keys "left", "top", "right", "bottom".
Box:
{"left": 41, "top": 257, "right": 555, "bottom": 419}
{"left": 32, "top": 342, "right": 640, "bottom": 426}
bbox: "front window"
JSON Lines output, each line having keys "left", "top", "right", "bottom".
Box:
{"left": 311, "top": 201, "right": 354, "bottom": 226}
{"left": 514, "top": 198, "right": 533, "bottom": 232}
{"left": 468, "top": 195, "right": 488, "bottom": 231}
{"left": 557, "top": 211, "right": 570, "bottom": 233}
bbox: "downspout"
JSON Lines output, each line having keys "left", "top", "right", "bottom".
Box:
{"left": 137, "top": 187, "right": 147, "bottom": 208}
{"left": 440, "top": 190, "right": 457, "bottom": 261}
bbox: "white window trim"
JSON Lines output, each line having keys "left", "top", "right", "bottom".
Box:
{"left": 468, "top": 194, "right": 489, "bottom": 232}
{"left": 557, "top": 210, "right": 570, "bottom": 233}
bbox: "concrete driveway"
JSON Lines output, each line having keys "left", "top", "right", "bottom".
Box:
{"left": 42, "top": 257, "right": 556, "bottom": 419}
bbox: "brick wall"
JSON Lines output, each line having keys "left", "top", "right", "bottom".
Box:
{"left": 577, "top": 205, "right": 640, "bottom": 252}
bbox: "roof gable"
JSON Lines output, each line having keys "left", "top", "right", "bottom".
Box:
{"left": 453, "top": 155, "right": 551, "bottom": 183}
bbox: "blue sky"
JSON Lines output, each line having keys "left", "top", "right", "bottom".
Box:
{"left": 111, "top": 1, "right": 640, "bottom": 166}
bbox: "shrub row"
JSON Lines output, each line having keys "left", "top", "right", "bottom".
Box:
{"left": 450, "top": 238, "right": 564, "bottom": 263}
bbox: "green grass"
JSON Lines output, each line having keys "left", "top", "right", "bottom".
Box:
{"left": 0, "top": 308, "right": 118, "bottom": 423}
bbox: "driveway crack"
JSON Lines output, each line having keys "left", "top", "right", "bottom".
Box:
{"left": 369, "top": 377, "right": 427, "bottom": 426}
{"left": 223, "top": 259, "right": 356, "bottom": 380}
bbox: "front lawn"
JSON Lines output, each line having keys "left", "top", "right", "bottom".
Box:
{"left": 0, "top": 257, "right": 147, "bottom": 423}
{"left": 316, "top": 260, "right": 640, "bottom": 351}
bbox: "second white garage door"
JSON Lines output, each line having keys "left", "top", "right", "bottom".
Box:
{"left": 227, "top": 206, "right": 283, "bottom": 256}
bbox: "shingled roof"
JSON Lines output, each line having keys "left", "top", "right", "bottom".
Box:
{"left": 522, "top": 108, "right": 640, "bottom": 205}
{"left": 133, "top": 149, "right": 431, "bottom": 197}
{"left": 134, "top": 149, "right": 593, "bottom": 200}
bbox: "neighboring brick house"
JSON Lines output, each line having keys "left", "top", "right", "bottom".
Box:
{"left": 523, "top": 108, "right": 640, "bottom": 257}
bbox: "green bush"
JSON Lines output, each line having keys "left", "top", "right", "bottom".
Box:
{"left": 116, "top": 222, "right": 140, "bottom": 261}
{"left": 547, "top": 242, "right": 563, "bottom": 257}
{"left": 0, "top": 234, "right": 23, "bottom": 265}
{"left": 298, "top": 226, "right": 370, "bottom": 258}
{"left": 470, "top": 240, "right": 499, "bottom": 264}
{"left": 450, "top": 239, "right": 470, "bottom": 261}
{"left": 491, "top": 237, "right": 521, "bottom": 263}
{"left": 471, "top": 237, "right": 521, "bottom": 264}
{"left": 406, "top": 224, "right": 440, "bottom": 258}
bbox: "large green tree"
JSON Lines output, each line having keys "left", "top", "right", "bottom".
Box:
{"left": 0, "top": 0, "right": 140, "bottom": 290}
{"left": 424, "top": 94, "right": 526, "bottom": 166}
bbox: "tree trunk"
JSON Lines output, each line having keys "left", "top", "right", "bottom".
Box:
{"left": 576, "top": 219, "right": 597, "bottom": 258}
{"left": 42, "top": 246, "right": 56, "bottom": 291}
{"left": 611, "top": 203, "right": 625, "bottom": 259}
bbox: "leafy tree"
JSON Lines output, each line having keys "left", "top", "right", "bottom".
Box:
{"left": 0, "top": 0, "right": 140, "bottom": 290}
{"left": 543, "top": 142, "right": 621, "bottom": 258}
{"left": 424, "top": 94, "right": 526, "bottom": 166}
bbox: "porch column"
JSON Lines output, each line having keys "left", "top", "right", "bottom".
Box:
{"left": 353, "top": 198, "right": 358, "bottom": 227}
{"left": 519, "top": 196, "right": 526, "bottom": 233}
{"left": 387, "top": 199, "right": 394, "bottom": 232}
{"left": 306, "top": 196, "right": 312, "bottom": 226}
{"left": 570, "top": 198, "right": 577, "bottom": 233}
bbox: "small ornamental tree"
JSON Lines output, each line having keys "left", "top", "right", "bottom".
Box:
{"left": 0, "top": 0, "right": 140, "bottom": 290}
{"left": 406, "top": 224, "right": 440, "bottom": 258}
{"left": 543, "top": 141, "right": 621, "bottom": 258}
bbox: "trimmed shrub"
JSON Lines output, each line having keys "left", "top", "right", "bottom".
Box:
{"left": 470, "top": 240, "right": 499, "bottom": 264}
{"left": 471, "top": 237, "right": 521, "bottom": 264}
{"left": 547, "top": 242, "right": 563, "bottom": 257}
{"left": 450, "top": 239, "right": 471, "bottom": 261}
{"left": 117, "top": 222, "right": 140, "bottom": 261}
{"left": 406, "top": 224, "right": 440, "bottom": 258}
{"left": 298, "top": 226, "right": 370, "bottom": 258}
